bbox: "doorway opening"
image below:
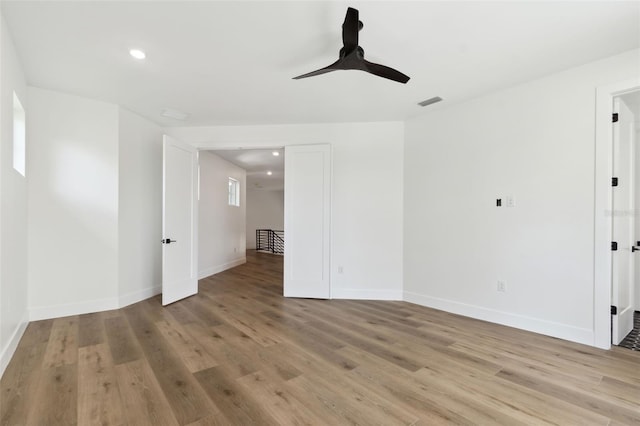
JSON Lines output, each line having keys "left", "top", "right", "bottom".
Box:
{"left": 211, "top": 148, "right": 285, "bottom": 253}
{"left": 594, "top": 77, "right": 640, "bottom": 349}
{"left": 612, "top": 90, "right": 640, "bottom": 350}
{"left": 163, "top": 140, "right": 332, "bottom": 304}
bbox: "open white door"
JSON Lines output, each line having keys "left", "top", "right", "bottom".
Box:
{"left": 162, "top": 135, "right": 198, "bottom": 306}
{"left": 611, "top": 98, "right": 635, "bottom": 344}
{"left": 284, "top": 144, "right": 331, "bottom": 298}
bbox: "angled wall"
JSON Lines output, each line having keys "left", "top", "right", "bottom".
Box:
{"left": 118, "top": 107, "right": 163, "bottom": 306}
{"left": 27, "top": 87, "right": 119, "bottom": 319}
{"left": 26, "top": 89, "right": 164, "bottom": 321}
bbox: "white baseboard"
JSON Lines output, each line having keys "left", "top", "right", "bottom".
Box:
{"left": 119, "top": 285, "right": 161, "bottom": 308}
{"left": 29, "top": 285, "right": 164, "bottom": 321}
{"left": 403, "top": 291, "right": 594, "bottom": 346}
{"left": 29, "top": 296, "right": 119, "bottom": 321}
{"left": 332, "top": 288, "right": 403, "bottom": 301}
{"left": 1, "top": 310, "right": 29, "bottom": 379}
{"left": 199, "top": 257, "right": 246, "bottom": 280}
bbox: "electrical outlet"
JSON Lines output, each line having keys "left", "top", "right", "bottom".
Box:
{"left": 497, "top": 281, "right": 506, "bottom": 292}
{"left": 338, "top": 266, "right": 344, "bottom": 274}
{"left": 506, "top": 196, "right": 515, "bottom": 207}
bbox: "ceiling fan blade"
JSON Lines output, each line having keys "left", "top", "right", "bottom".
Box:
{"left": 292, "top": 60, "right": 342, "bottom": 80}
{"left": 363, "top": 60, "right": 410, "bottom": 84}
{"left": 342, "top": 7, "right": 359, "bottom": 52}
{"left": 293, "top": 7, "right": 409, "bottom": 84}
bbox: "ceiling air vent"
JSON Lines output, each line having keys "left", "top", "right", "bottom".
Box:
{"left": 161, "top": 108, "right": 190, "bottom": 121}
{"left": 418, "top": 96, "right": 443, "bottom": 107}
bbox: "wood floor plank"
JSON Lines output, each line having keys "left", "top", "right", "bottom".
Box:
{"left": 164, "top": 302, "right": 199, "bottom": 325}
{"left": 3, "top": 250, "right": 639, "bottom": 425}
{"left": 42, "top": 316, "right": 78, "bottom": 368}
{"left": 155, "top": 316, "right": 218, "bottom": 373}
{"left": 449, "top": 340, "right": 605, "bottom": 388}
{"left": 593, "top": 375, "right": 640, "bottom": 406}
{"left": 220, "top": 314, "right": 280, "bottom": 347}
{"left": 0, "top": 323, "right": 50, "bottom": 426}
{"left": 266, "top": 339, "right": 356, "bottom": 381}
{"left": 114, "top": 359, "right": 180, "bottom": 426}
{"left": 77, "top": 343, "right": 124, "bottom": 425}
{"left": 236, "top": 370, "right": 327, "bottom": 425}
{"left": 194, "top": 366, "right": 279, "bottom": 425}
{"left": 260, "top": 309, "right": 346, "bottom": 350}
{"left": 16, "top": 320, "right": 54, "bottom": 346}
{"left": 180, "top": 296, "right": 224, "bottom": 327}
{"left": 77, "top": 312, "right": 106, "bottom": 347}
{"left": 104, "top": 315, "right": 143, "bottom": 365}
{"left": 306, "top": 317, "right": 424, "bottom": 372}
{"left": 125, "top": 305, "right": 217, "bottom": 425}
{"left": 184, "top": 414, "right": 233, "bottom": 426}
{"left": 26, "top": 364, "right": 77, "bottom": 426}
{"left": 210, "top": 325, "right": 301, "bottom": 381}
{"left": 496, "top": 368, "right": 640, "bottom": 424}
{"left": 287, "top": 372, "right": 417, "bottom": 426}
{"left": 338, "top": 345, "right": 520, "bottom": 425}
{"left": 184, "top": 322, "right": 259, "bottom": 379}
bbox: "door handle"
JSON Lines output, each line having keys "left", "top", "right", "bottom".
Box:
{"left": 162, "top": 239, "right": 177, "bottom": 244}
{"left": 633, "top": 246, "right": 639, "bottom": 252}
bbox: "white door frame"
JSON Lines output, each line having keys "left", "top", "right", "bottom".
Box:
{"left": 594, "top": 77, "right": 640, "bottom": 349}
{"left": 190, "top": 141, "right": 333, "bottom": 298}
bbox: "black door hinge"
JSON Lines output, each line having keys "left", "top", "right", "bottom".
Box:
{"left": 612, "top": 113, "right": 619, "bottom": 123}
{"left": 612, "top": 241, "right": 618, "bottom": 251}
{"left": 612, "top": 177, "right": 619, "bottom": 187}
{"left": 611, "top": 305, "right": 617, "bottom": 315}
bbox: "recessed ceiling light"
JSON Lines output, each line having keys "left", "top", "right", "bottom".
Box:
{"left": 272, "top": 151, "right": 280, "bottom": 156}
{"left": 129, "top": 49, "right": 146, "bottom": 60}
{"left": 267, "top": 171, "right": 273, "bottom": 176}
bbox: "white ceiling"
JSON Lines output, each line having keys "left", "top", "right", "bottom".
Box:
{"left": 213, "top": 149, "right": 284, "bottom": 191}
{"left": 2, "top": 1, "right": 639, "bottom": 127}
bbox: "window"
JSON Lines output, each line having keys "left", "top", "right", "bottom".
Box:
{"left": 13, "top": 92, "right": 25, "bottom": 176}
{"left": 228, "top": 177, "right": 240, "bottom": 206}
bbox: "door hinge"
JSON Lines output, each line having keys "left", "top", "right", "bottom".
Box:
{"left": 612, "top": 177, "right": 619, "bottom": 187}
{"left": 612, "top": 113, "right": 619, "bottom": 123}
{"left": 612, "top": 241, "right": 618, "bottom": 251}
{"left": 611, "top": 305, "right": 617, "bottom": 315}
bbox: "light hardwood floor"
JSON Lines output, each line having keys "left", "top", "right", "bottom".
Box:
{"left": 2, "top": 250, "right": 639, "bottom": 425}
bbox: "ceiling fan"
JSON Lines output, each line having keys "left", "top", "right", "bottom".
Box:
{"left": 293, "top": 7, "right": 410, "bottom": 84}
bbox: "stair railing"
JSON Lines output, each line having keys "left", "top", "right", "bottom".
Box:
{"left": 256, "top": 229, "right": 284, "bottom": 254}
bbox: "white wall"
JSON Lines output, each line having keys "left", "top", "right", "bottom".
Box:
{"left": 0, "top": 13, "right": 29, "bottom": 377}
{"left": 166, "top": 121, "right": 404, "bottom": 300}
{"left": 246, "top": 189, "right": 284, "bottom": 249}
{"left": 118, "top": 107, "right": 163, "bottom": 306}
{"left": 27, "top": 87, "right": 119, "bottom": 319}
{"left": 198, "top": 151, "right": 246, "bottom": 278}
{"left": 404, "top": 49, "right": 640, "bottom": 346}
